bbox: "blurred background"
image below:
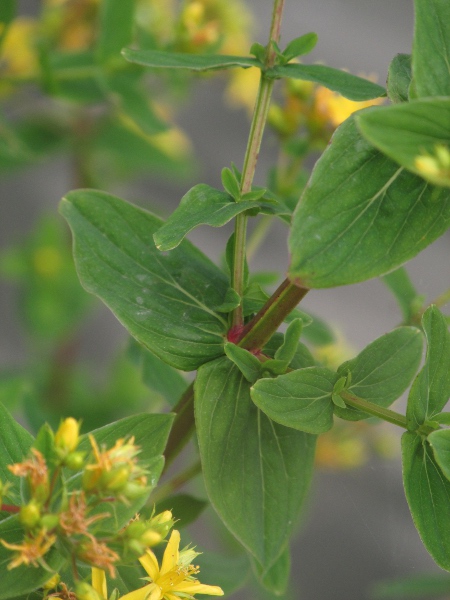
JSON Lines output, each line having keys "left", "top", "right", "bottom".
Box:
{"left": 1, "top": 1, "right": 450, "bottom": 598}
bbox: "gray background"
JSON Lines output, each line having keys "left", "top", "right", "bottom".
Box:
{"left": 2, "top": 1, "right": 450, "bottom": 598}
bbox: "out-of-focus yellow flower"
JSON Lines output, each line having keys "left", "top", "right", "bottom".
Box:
{"left": 0, "top": 18, "right": 39, "bottom": 77}
{"left": 316, "top": 431, "right": 367, "bottom": 470}
{"left": 314, "top": 335, "right": 354, "bottom": 370}
{"left": 120, "top": 530, "right": 224, "bottom": 600}
{"left": 32, "top": 247, "right": 63, "bottom": 278}
{"left": 312, "top": 82, "right": 384, "bottom": 128}
{"left": 225, "top": 66, "right": 260, "bottom": 115}
{"left": 149, "top": 127, "right": 192, "bottom": 160}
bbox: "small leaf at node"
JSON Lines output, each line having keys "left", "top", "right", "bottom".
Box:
{"left": 224, "top": 343, "right": 262, "bottom": 384}
{"left": 221, "top": 167, "right": 241, "bottom": 201}
{"left": 283, "top": 32, "right": 318, "bottom": 62}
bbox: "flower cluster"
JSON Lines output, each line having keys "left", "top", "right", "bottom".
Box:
{"left": 0, "top": 419, "right": 163, "bottom": 578}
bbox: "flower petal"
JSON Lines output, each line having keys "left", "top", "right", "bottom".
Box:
{"left": 171, "top": 581, "right": 224, "bottom": 596}
{"left": 139, "top": 549, "right": 160, "bottom": 581}
{"left": 160, "top": 530, "right": 180, "bottom": 576}
{"left": 91, "top": 568, "right": 107, "bottom": 598}
{"left": 120, "top": 583, "right": 161, "bottom": 600}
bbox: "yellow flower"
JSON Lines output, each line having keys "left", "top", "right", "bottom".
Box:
{"left": 312, "top": 83, "right": 384, "bottom": 128}
{"left": 55, "top": 417, "right": 81, "bottom": 453}
{"left": 120, "top": 530, "right": 224, "bottom": 600}
{"left": 0, "top": 17, "right": 39, "bottom": 77}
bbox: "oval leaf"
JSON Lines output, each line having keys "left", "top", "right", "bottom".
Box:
{"left": 270, "top": 64, "right": 386, "bottom": 101}
{"left": 412, "top": 0, "right": 450, "bottom": 97}
{"left": 195, "top": 357, "right": 316, "bottom": 572}
{"left": 288, "top": 117, "right": 450, "bottom": 288}
{"left": 402, "top": 432, "right": 450, "bottom": 571}
{"left": 60, "top": 190, "right": 228, "bottom": 371}
{"left": 429, "top": 429, "right": 450, "bottom": 482}
{"left": 153, "top": 184, "right": 260, "bottom": 251}
{"left": 334, "top": 327, "right": 423, "bottom": 421}
{"left": 357, "top": 99, "right": 450, "bottom": 187}
{"left": 386, "top": 53, "right": 412, "bottom": 104}
{"left": 407, "top": 306, "right": 450, "bottom": 430}
{"left": 251, "top": 367, "right": 336, "bottom": 434}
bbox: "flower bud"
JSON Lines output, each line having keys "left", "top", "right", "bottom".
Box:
{"left": 40, "top": 513, "right": 60, "bottom": 531}
{"left": 120, "top": 481, "right": 149, "bottom": 500}
{"left": 100, "top": 466, "right": 130, "bottom": 492}
{"left": 147, "top": 510, "right": 174, "bottom": 539}
{"left": 55, "top": 418, "right": 80, "bottom": 454}
{"left": 19, "top": 501, "right": 41, "bottom": 529}
{"left": 64, "top": 451, "right": 85, "bottom": 470}
{"left": 75, "top": 582, "right": 102, "bottom": 600}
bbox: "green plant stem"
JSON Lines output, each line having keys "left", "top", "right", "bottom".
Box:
{"left": 432, "top": 288, "right": 450, "bottom": 309}
{"left": 151, "top": 460, "right": 202, "bottom": 505}
{"left": 163, "top": 383, "right": 195, "bottom": 472}
{"left": 231, "top": 0, "right": 285, "bottom": 329}
{"left": 340, "top": 391, "right": 435, "bottom": 436}
{"left": 238, "top": 278, "right": 309, "bottom": 351}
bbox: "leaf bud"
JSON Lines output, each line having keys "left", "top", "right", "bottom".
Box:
{"left": 19, "top": 500, "right": 41, "bottom": 529}
{"left": 55, "top": 418, "right": 80, "bottom": 454}
{"left": 75, "top": 582, "right": 102, "bottom": 600}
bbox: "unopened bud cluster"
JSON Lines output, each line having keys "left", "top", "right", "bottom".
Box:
{"left": 0, "top": 418, "right": 172, "bottom": 585}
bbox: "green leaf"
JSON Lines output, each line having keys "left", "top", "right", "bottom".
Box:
{"left": 407, "top": 306, "right": 450, "bottom": 430}
{"left": 252, "top": 546, "right": 291, "bottom": 595}
{"left": 356, "top": 99, "right": 450, "bottom": 187}
{"left": 334, "top": 327, "right": 423, "bottom": 421}
{"left": 0, "top": 0, "right": 16, "bottom": 47}
{"left": 250, "top": 42, "right": 267, "bottom": 63}
{"left": 264, "top": 333, "right": 315, "bottom": 370}
{"left": 428, "top": 430, "right": 450, "bottom": 482}
{"left": 283, "top": 33, "right": 318, "bottom": 62}
{"left": 381, "top": 267, "right": 423, "bottom": 323}
{"left": 0, "top": 403, "right": 34, "bottom": 496}
{"left": 412, "top": 0, "right": 450, "bottom": 97}
{"left": 300, "top": 312, "right": 336, "bottom": 346}
{"left": 214, "top": 287, "right": 241, "bottom": 313}
{"left": 224, "top": 343, "right": 262, "bottom": 384}
{"left": 221, "top": 167, "right": 241, "bottom": 201}
{"left": 195, "top": 357, "right": 316, "bottom": 572}
{"left": 0, "top": 516, "right": 65, "bottom": 600}
{"left": 154, "top": 494, "right": 208, "bottom": 529}
{"left": 106, "top": 75, "right": 168, "bottom": 136}
{"left": 97, "top": 0, "right": 136, "bottom": 64}
{"left": 60, "top": 189, "right": 228, "bottom": 371}
{"left": 153, "top": 184, "right": 260, "bottom": 251}
{"left": 122, "top": 48, "right": 260, "bottom": 71}
{"left": 274, "top": 319, "right": 303, "bottom": 364}
{"left": 386, "top": 54, "right": 412, "bottom": 104}
{"left": 251, "top": 367, "right": 336, "bottom": 434}
{"left": 127, "top": 338, "right": 187, "bottom": 407}
{"left": 402, "top": 432, "right": 450, "bottom": 571}
{"left": 73, "top": 412, "right": 173, "bottom": 529}
{"left": 269, "top": 64, "right": 385, "bottom": 101}
{"left": 288, "top": 117, "right": 450, "bottom": 288}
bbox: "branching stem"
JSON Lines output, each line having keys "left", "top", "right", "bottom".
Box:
{"left": 341, "top": 391, "right": 436, "bottom": 436}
